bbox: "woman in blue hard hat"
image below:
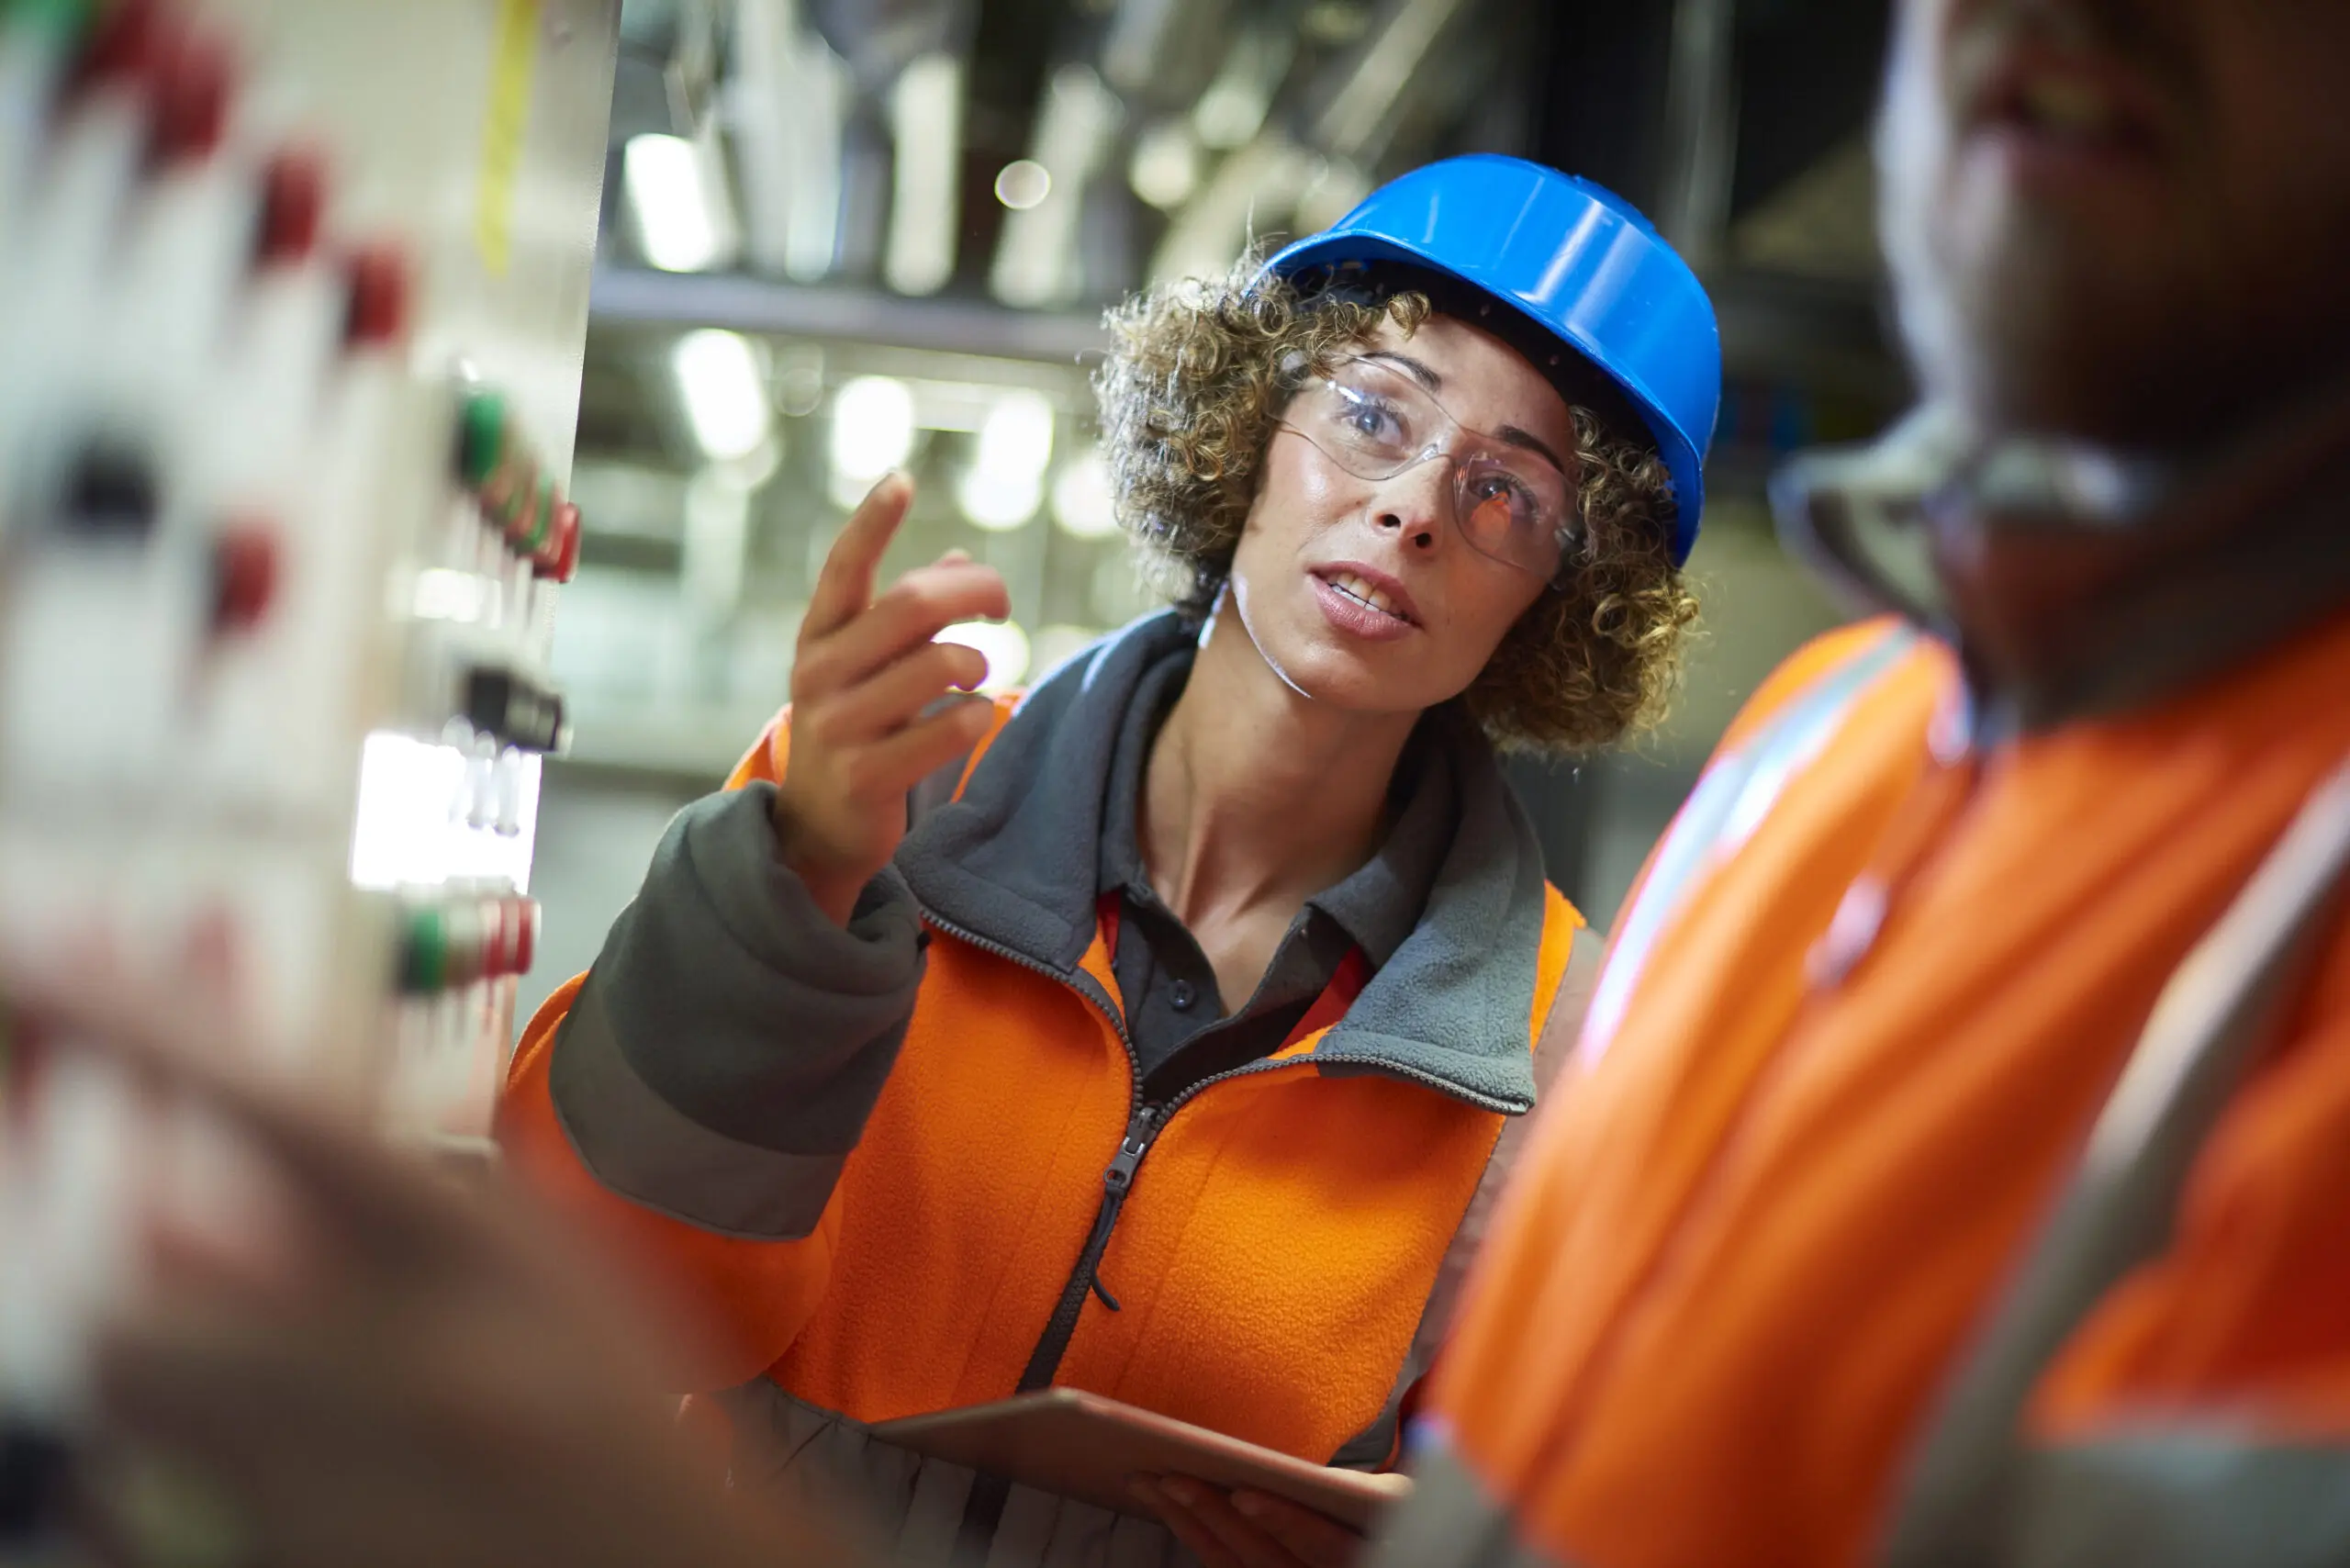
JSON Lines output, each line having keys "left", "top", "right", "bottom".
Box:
{"left": 498, "top": 154, "right": 1719, "bottom": 1568}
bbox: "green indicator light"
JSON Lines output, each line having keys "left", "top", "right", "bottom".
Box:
{"left": 457, "top": 391, "right": 506, "bottom": 487}
{"left": 401, "top": 907, "right": 449, "bottom": 994}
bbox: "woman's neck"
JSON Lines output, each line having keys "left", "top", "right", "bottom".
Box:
{"left": 1140, "top": 604, "right": 1419, "bottom": 930}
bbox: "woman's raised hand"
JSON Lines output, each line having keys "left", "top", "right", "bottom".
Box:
{"left": 774, "top": 474, "right": 1011, "bottom": 925}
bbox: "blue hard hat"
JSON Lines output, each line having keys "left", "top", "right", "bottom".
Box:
{"left": 1266, "top": 154, "right": 1721, "bottom": 565}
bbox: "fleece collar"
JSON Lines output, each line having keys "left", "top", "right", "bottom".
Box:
{"left": 894, "top": 612, "right": 1550, "bottom": 1114}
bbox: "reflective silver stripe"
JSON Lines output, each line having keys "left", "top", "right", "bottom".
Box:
{"left": 1583, "top": 624, "right": 1919, "bottom": 1059}
{"left": 1362, "top": 1433, "right": 1579, "bottom": 1568}
{"left": 2006, "top": 1435, "right": 2350, "bottom": 1568}
{"left": 717, "top": 1382, "right": 1195, "bottom": 1567}
{"left": 549, "top": 980, "right": 847, "bottom": 1238}
{"left": 1883, "top": 756, "right": 2350, "bottom": 1567}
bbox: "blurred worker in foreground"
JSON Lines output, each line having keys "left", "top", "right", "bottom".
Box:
{"left": 495, "top": 155, "right": 1718, "bottom": 1567}
{"left": 1369, "top": 0, "right": 2350, "bottom": 1564}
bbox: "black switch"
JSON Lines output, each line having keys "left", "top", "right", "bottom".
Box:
{"left": 59, "top": 443, "right": 158, "bottom": 539}
{"left": 463, "top": 666, "right": 565, "bottom": 754}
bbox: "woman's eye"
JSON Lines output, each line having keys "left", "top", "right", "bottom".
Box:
{"left": 1472, "top": 473, "right": 1536, "bottom": 521}
{"left": 1334, "top": 393, "right": 1402, "bottom": 442}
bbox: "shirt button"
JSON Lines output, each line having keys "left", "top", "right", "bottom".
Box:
{"left": 1169, "top": 980, "right": 1196, "bottom": 1012}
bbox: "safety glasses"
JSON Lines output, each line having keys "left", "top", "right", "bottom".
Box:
{"left": 1278, "top": 356, "right": 1580, "bottom": 582}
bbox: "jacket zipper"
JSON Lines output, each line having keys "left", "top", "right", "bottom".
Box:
{"left": 920, "top": 909, "right": 1158, "bottom": 1393}
{"left": 1012, "top": 1058, "right": 1304, "bottom": 1392}
{"left": 921, "top": 909, "right": 1522, "bottom": 1396}
{"left": 1013, "top": 1103, "right": 1159, "bottom": 1388}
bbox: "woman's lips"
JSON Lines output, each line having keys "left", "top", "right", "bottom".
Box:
{"left": 1311, "top": 568, "right": 1417, "bottom": 643}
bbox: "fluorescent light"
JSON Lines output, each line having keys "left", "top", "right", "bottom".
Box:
{"left": 671, "top": 330, "right": 773, "bottom": 461}
{"left": 994, "top": 160, "right": 1051, "bottom": 210}
{"left": 957, "top": 469, "right": 1043, "bottom": 531}
{"left": 934, "top": 619, "right": 1031, "bottom": 690}
{"left": 1315, "top": 0, "right": 1469, "bottom": 159}
{"left": 1129, "top": 120, "right": 1201, "bottom": 210}
{"left": 975, "top": 391, "right": 1056, "bottom": 481}
{"left": 957, "top": 390, "right": 1054, "bottom": 529}
{"left": 831, "top": 375, "right": 916, "bottom": 485}
{"left": 1192, "top": 27, "right": 1296, "bottom": 151}
{"left": 730, "top": 0, "right": 845, "bottom": 282}
{"left": 625, "top": 132, "right": 733, "bottom": 273}
{"left": 1050, "top": 450, "right": 1119, "bottom": 539}
{"left": 886, "top": 53, "right": 964, "bottom": 296}
{"left": 1194, "top": 77, "right": 1270, "bottom": 151}
{"left": 1148, "top": 132, "right": 1320, "bottom": 285}
{"left": 990, "top": 65, "right": 1122, "bottom": 308}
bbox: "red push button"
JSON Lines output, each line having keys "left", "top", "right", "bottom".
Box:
{"left": 509, "top": 898, "right": 538, "bottom": 975}
{"left": 210, "top": 523, "right": 277, "bottom": 633}
{"left": 73, "top": 0, "right": 165, "bottom": 92}
{"left": 344, "top": 242, "right": 411, "bottom": 348}
{"left": 535, "top": 501, "right": 581, "bottom": 583}
{"left": 151, "top": 30, "right": 229, "bottom": 165}
{"left": 256, "top": 148, "right": 327, "bottom": 265}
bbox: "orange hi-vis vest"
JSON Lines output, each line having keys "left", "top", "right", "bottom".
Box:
{"left": 1393, "top": 610, "right": 2350, "bottom": 1568}
{"left": 501, "top": 618, "right": 1589, "bottom": 1561}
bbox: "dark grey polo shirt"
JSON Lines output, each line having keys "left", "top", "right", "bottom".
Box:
{"left": 1097, "top": 652, "right": 1459, "bottom": 1094}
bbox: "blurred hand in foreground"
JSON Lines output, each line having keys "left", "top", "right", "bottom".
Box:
{"left": 4, "top": 966, "right": 870, "bottom": 1568}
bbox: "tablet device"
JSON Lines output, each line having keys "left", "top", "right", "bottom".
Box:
{"left": 873, "top": 1388, "right": 1412, "bottom": 1532}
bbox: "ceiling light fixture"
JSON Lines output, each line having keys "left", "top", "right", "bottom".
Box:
{"left": 1128, "top": 119, "right": 1201, "bottom": 210}
{"left": 990, "top": 65, "right": 1122, "bottom": 308}
{"left": 957, "top": 390, "right": 1056, "bottom": 530}
{"left": 671, "top": 330, "right": 773, "bottom": 461}
{"left": 830, "top": 375, "right": 917, "bottom": 505}
{"left": 624, "top": 132, "right": 732, "bottom": 273}
{"left": 1050, "top": 450, "right": 1120, "bottom": 539}
{"left": 1192, "top": 26, "right": 1296, "bottom": 151}
{"left": 886, "top": 53, "right": 965, "bottom": 296}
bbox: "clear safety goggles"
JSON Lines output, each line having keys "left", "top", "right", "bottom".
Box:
{"left": 1278, "top": 356, "right": 1580, "bottom": 582}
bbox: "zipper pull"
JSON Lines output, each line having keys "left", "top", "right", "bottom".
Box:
{"left": 1103, "top": 1106, "right": 1158, "bottom": 1197}
{"left": 1089, "top": 1106, "right": 1160, "bottom": 1311}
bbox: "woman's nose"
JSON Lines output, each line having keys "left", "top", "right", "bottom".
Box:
{"left": 1372, "top": 457, "right": 1452, "bottom": 554}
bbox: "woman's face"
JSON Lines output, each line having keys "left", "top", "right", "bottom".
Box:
{"left": 1223, "top": 313, "right": 1571, "bottom": 718}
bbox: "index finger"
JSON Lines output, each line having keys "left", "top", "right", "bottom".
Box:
{"left": 803, "top": 472, "right": 914, "bottom": 642}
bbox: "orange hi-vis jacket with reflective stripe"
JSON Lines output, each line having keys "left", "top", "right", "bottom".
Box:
{"left": 1393, "top": 608, "right": 2350, "bottom": 1568}
{"left": 498, "top": 616, "right": 1590, "bottom": 1561}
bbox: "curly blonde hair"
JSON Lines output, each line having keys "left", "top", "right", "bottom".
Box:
{"left": 1092, "top": 257, "right": 1698, "bottom": 755}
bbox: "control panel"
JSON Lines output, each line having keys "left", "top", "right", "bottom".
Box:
{"left": 0, "top": 0, "right": 617, "bottom": 1544}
